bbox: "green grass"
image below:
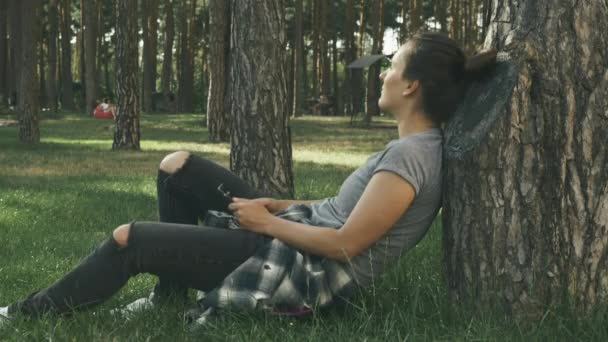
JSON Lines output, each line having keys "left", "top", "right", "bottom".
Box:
{"left": 1, "top": 112, "right": 606, "bottom": 341}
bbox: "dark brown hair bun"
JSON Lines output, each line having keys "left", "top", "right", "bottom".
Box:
{"left": 464, "top": 48, "right": 498, "bottom": 79}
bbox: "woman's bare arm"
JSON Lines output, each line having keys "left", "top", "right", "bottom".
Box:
{"left": 262, "top": 171, "right": 416, "bottom": 262}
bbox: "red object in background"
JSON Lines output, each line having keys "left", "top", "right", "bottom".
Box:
{"left": 93, "top": 104, "right": 114, "bottom": 119}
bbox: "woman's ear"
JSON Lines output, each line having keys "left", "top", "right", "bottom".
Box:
{"left": 402, "top": 79, "right": 420, "bottom": 96}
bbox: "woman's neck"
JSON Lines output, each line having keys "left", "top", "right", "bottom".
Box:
{"left": 396, "top": 111, "right": 438, "bottom": 138}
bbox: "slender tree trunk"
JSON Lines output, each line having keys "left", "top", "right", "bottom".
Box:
{"left": 207, "top": 0, "right": 231, "bottom": 142}
{"left": 435, "top": 0, "right": 448, "bottom": 33}
{"left": 364, "top": 0, "right": 383, "bottom": 124}
{"left": 47, "top": 0, "right": 59, "bottom": 112}
{"left": 331, "top": 8, "right": 339, "bottom": 115}
{"left": 319, "top": 0, "right": 330, "bottom": 102}
{"left": 83, "top": 0, "right": 98, "bottom": 111}
{"left": 409, "top": 0, "right": 422, "bottom": 33}
{"left": 0, "top": 1, "right": 7, "bottom": 105}
{"left": 229, "top": 0, "right": 294, "bottom": 198}
{"left": 291, "top": 0, "right": 304, "bottom": 117}
{"left": 77, "top": 0, "right": 85, "bottom": 109}
{"left": 444, "top": 0, "right": 608, "bottom": 315}
{"left": 18, "top": 0, "right": 40, "bottom": 143}
{"left": 311, "top": 0, "right": 319, "bottom": 100}
{"left": 113, "top": 0, "right": 140, "bottom": 150}
{"left": 8, "top": 0, "right": 21, "bottom": 108}
{"left": 160, "top": 0, "right": 174, "bottom": 110}
{"left": 341, "top": 0, "right": 355, "bottom": 116}
{"left": 39, "top": 37, "right": 47, "bottom": 108}
{"left": 352, "top": 0, "right": 366, "bottom": 115}
{"left": 399, "top": 0, "right": 409, "bottom": 43}
{"left": 143, "top": 0, "right": 158, "bottom": 112}
{"left": 59, "top": 0, "right": 74, "bottom": 110}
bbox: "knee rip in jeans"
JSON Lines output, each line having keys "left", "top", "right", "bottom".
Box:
{"left": 112, "top": 223, "right": 133, "bottom": 248}
{"left": 159, "top": 151, "right": 191, "bottom": 175}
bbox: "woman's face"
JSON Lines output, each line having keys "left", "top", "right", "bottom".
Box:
{"left": 378, "top": 44, "right": 413, "bottom": 114}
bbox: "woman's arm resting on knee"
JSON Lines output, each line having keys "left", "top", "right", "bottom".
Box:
{"left": 231, "top": 171, "right": 416, "bottom": 263}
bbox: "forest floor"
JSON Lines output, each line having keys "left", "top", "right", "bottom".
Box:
{"left": 1, "top": 112, "right": 606, "bottom": 341}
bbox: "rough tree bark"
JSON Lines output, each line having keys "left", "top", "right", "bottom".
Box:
{"left": 291, "top": 0, "right": 304, "bottom": 117}
{"left": 113, "top": 0, "right": 140, "bottom": 150}
{"left": 17, "top": 0, "right": 40, "bottom": 143}
{"left": 443, "top": 0, "right": 608, "bottom": 315}
{"left": 59, "top": 0, "right": 74, "bottom": 110}
{"left": 229, "top": 0, "right": 294, "bottom": 198}
{"left": 207, "top": 0, "right": 231, "bottom": 142}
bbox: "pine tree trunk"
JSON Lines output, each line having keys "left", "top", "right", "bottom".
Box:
{"left": 311, "top": 0, "right": 319, "bottom": 100}
{"left": 113, "top": 0, "right": 140, "bottom": 150}
{"left": 59, "top": 0, "right": 74, "bottom": 110}
{"left": 8, "top": 0, "right": 21, "bottom": 108}
{"left": 352, "top": 0, "right": 366, "bottom": 115}
{"left": 291, "top": 0, "right": 304, "bottom": 117}
{"left": 142, "top": 0, "right": 158, "bottom": 112}
{"left": 39, "top": 37, "right": 47, "bottom": 109}
{"left": 443, "top": 0, "right": 608, "bottom": 315}
{"left": 364, "top": 0, "right": 383, "bottom": 124}
{"left": 229, "top": 0, "right": 294, "bottom": 198}
{"left": 83, "top": 0, "right": 98, "bottom": 111}
{"left": 341, "top": 0, "right": 355, "bottom": 116}
{"left": 207, "top": 0, "right": 231, "bottom": 142}
{"left": 409, "top": 0, "right": 422, "bottom": 33}
{"left": 0, "top": 1, "right": 7, "bottom": 105}
{"left": 160, "top": 0, "right": 174, "bottom": 106}
{"left": 47, "top": 0, "right": 59, "bottom": 112}
{"left": 18, "top": 0, "right": 40, "bottom": 143}
{"left": 319, "top": 0, "right": 330, "bottom": 103}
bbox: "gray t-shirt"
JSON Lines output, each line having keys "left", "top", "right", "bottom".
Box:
{"left": 310, "top": 128, "right": 443, "bottom": 287}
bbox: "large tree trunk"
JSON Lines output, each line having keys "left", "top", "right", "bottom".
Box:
{"left": 18, "top": 0, "right": 40, "bottom": 143}
{"left": 229, "top": 0, "right": 294, "bottom": 198}
{"left": 0, "top": 1, "right": 7, "bottom": 105}
{"left": 113, "top": 0, "right": 140, "bottom": 150}
{"left": 207, "top": 0, "right": 231, "bottom": 142}
{"left": 160, "top": 0, "right": 174, "bottom": 111}
{"left": 83, "top": 0, "right": 98, "bottom": 112}
{"left": 142, "top": 0, "right": 158, "bottom": 112}
{"left": 443, "top": 0, "right": 608, "bottom": 315}
{"left": 47, "top": 0, "right": 59, "bottom": 112}
{"left": 59, "top": 0, "right": 74, "bottom": 110}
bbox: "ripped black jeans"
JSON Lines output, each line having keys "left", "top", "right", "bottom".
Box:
{"left": 8, "top": 154, "right": 272, "bottom": 317}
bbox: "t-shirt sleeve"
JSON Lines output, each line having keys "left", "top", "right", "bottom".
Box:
{"left": 372, "top": 142, "right": 423, "bottom": 196}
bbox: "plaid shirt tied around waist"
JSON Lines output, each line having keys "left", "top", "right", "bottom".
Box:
{"left": 190, "top": 204, "right": 357, "bottom": 325}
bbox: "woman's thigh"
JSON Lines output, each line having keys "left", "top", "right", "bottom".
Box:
{"left": 128, "top": 221, "right": 271, "bottom": 291}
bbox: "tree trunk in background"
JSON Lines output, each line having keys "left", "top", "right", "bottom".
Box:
{"left": 0, "top": 1, "right": 7, "bottom": 105}
{"left": 331, "top": 6, "right": 339, "bottom": 115}
{"left": 409, "top": 0, "right": 422, "bottom": 33}
{"left": 78, "top": 0, "right": 85, "bottom": 109}
{"left": 229, "top": 0, "right": 294, "bottom": 198}
{"left": 160, "top": 0, "right": 174, "bottom": 101}
{"left": 143, "top": 0, "right": 158, "bottom": 112}
{"left": 207, "top": 0, "right": 231, "bottom": 142}
{"left": 291, "top": 0, "right": 304, "bottom": 117}
{"left": 364, "top": 0, "right": 383, "bottom": 124}
{"left": 443, "top": 0, "right": 608, "bottom": 315}
{"left": 311, "top": 0, "right": 319, "bottom": 100}
{"left": 351, "top": 0, "right": 365, "bottom": 115}
{"left": 59, "top": 0, "right": 74, "bottom": 110}
{"left": 341, "top": 0, "right": 355, "bottom": 115}
{"left": 450, "top": 0, "right": 461, "bottom": 42}
{"left": 113, "top": 0, "right": 140, "bottom": 150}
{"left": 83, "top": 0, "right": 98, "bottom": 111}
{"left": 177, "top": 0, "right": 196, "bottom": 112}
{"left": 8, "top": 0, "right": 21, "bottom": 108}
{"left": 399, "top": 0, "right": 409, "bottom": 43}
{"left": 435, "top": 0, "right": 448, "bottom": 33}
{"left": 18, "top": 0, "right": 40, "bottom": 143}
{"left": 39, "top": 37, "right": 47, "bottom": 108}
{"left": 319, "top": 0, "right": 330, "bottom": 103}
{"left": 47, "top": 0, "right": 59, "bottom": 112}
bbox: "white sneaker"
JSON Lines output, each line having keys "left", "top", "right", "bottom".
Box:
{"left": 0, "top": 306, "right": 11, "bottom": 328}
{"left": 110, "top": 293, "right": 155, "bottom": 319}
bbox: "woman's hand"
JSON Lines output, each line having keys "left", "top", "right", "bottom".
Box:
{"left": 245, "top": 197, "right": 285, "bottom": 214}
{"left": 228, "top": 197, "right": 278, "bottom": 234}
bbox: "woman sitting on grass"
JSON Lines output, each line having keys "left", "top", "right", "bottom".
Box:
{"left": 1, "top": 32, "right": 496, "bottom": 327}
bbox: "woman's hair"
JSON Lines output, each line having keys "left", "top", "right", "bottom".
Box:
{"left": 401, "top": 32, "right": 497, "bottom": 124}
